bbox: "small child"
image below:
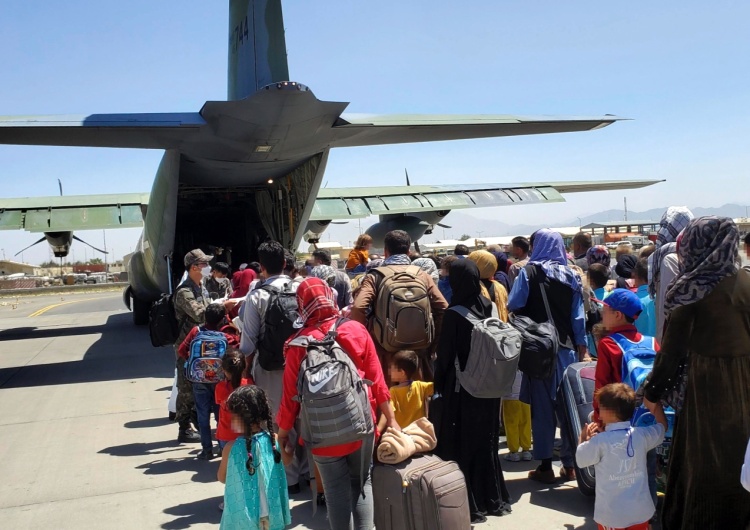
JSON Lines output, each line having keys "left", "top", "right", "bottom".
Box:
{"left": 378, "top": 350, "right": 434, "bottom": 430}
{"left": 345, "top": 234, "right": 373, "bottom": 274}
{"left": 179, "top": 303, "right": 241, "bottom": 460}
{"left": 502, "top": 371, "right": 532, "bottom": 462}
{"left": 587, "top": 263, "right": 610, "bottom": 301}
{"left": 632, "top": 258, "right": 656, "bottom": 337}
{"left": 576, "top": 383, "right": 666, "bottom": 530}
{"left": 218, "top": 385, "right": 291, "bottom": 530}
{"left": 215, "top": 349, "right": 252, "bottom": 453}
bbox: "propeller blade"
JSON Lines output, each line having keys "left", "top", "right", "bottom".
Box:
{"left": 58, "top": 178, "right": 63, "bottom": 196}
{"left": 73, "top": 235, "right": 109, "bottom": 254}
{"left": 405, "top": 169, "right": 411, "bottom": 186}
{"left": 437, "top": 223, "right": 452, "bottom": 229}
{"left": 14, "top": 236, "right": 47, "bottom": 256}
{"left": 330, "top": 221, "right": 348, "bottom": 225}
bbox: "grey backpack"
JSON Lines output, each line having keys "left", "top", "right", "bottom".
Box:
{"left": 449, "top": 307, "right": 523, "bottom": 398}
{"left": 289, "top": 318, "right": 374, "bottom": 449}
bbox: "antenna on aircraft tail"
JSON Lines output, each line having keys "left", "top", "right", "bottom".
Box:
{"left": 405, "top": 169, "right": 411, "bottom": 186}
{"left": 58, "top": 179, "right": 63, "bottom": 196}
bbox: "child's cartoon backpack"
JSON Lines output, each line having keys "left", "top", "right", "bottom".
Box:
{"left": 185, "top": 328, "right": 227, "bottom": 383}
{"left": 289, "top": 318, "right": 373, "bottom": 449}
{"left": 610, "top": 333, "right": 657, "bottom": 390}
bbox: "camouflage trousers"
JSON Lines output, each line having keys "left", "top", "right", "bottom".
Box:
{"left": 175, "top": 352, "right": 195, "bottom": 425}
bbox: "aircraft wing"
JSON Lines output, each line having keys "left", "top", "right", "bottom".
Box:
{"left": 0, "top": 193, "right": 149, "bottom": 232}
{"left": 0, "top": 113, "right": 204, "bottom": 149}
{"left": 311, "top": 179, "right": 662, "bottom": 220}
{"left": 329, "top": 114, "right": 624, "bottom": 147}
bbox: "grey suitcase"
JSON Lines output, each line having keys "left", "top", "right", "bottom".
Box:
{"left": 373, "top": 454, "right": 471, "bottom": 530}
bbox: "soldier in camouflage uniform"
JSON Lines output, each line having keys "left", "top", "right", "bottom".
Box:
{"left": 173, "top": 249, "right": 211, "bottom": 443}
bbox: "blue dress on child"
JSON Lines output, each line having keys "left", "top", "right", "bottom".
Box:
{"left": 221, "top": 432, "right": 291, "bottom": 530}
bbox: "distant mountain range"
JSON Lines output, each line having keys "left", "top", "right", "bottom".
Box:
{"left": 426, "top": 204, "right": 750, "bottom": 240}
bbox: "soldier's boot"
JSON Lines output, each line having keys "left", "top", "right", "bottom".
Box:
{"left": 178, "top": 420, "right": 201, "bottom": 443}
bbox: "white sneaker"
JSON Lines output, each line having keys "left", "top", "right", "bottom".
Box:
{"left": 521, "top": 451, "right": 533, "bottom": 461}
{"left": 504, "top": 452, "right": 521, "bottom": 462}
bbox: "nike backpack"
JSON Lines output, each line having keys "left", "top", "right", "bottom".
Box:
{"left": 369, "top": 265, "right": 434, "bottom": 353}
{"left": 185, "top": 328, "right": 228, "bottom": 384}
{"left": 289, "top": 318, "right": 374, "bottom": 449}
{"left": 256, "top": 282, "right": 299, "bottom": 371}
{"left": 449, "top": 306, "right": 523, "bottom": 398}
{"left": 610, "top": 333, "right": 657, "bottom": 391}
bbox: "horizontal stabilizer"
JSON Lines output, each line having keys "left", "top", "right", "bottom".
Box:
{"left": 329, "top": 114, "right": 624, "bottom": 148}
{"left": 0, "top": 113, "right": 203, "bottom": 149}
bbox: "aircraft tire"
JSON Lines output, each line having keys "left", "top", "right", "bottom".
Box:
{"left": 132, "top": 295, "right": 150, "bottom": 326}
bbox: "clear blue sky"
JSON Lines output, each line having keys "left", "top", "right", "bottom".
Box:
{"left": 1, "top": 1, "right": 749, "bottom": 263}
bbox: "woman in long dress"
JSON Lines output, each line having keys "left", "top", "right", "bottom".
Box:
{"left": 644, "top": 216, "right": 750, "bottom": 529}
{"left": 433, "top": 259, "right": 512, "bottom": 524}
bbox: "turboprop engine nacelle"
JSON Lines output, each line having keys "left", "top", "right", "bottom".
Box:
{"left": 303, "top": 220, "right": 333, "bottom": 244}
{"left": 365, "top": 211, "right": 451, "bottom": 247}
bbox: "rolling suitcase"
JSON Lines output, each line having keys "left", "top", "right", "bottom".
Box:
{"left": 373, "top": 453, "right": 471, "bottom": 530}
{"left": 558, "top": 361, "right": 597, "bottom": 496}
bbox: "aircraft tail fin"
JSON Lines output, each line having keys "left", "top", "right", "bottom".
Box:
{"left": 228, "top": 0, "right": 290, "bottom": 100}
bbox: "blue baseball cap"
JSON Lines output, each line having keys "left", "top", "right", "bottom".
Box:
{"left": 594, "top": 289, "right": 643, "bottom": 320}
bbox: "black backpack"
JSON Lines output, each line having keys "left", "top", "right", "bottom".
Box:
{"left": 149, "top": 293, "right": 179, "bottom": 347}
{"left": 510, "top": 279, "right": 560, "bottom": 379}
{"left": 256, "top": 282, "right": 299, "bottom": 370}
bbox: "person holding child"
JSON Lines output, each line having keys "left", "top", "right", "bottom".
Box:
{"left": 217, "top": 385, "right": 291, "bottom": 530}
{"left": 577, "top": 383, "right": 667, "bottom": 530}
{"left": 345, "top": 234, "right": 372, "bottom": 275}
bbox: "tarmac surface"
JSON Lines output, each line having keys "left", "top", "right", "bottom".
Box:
{"left": 0, "top": 290, "right": 602, "bottom": 529}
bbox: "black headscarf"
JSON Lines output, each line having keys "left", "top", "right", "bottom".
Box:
{"left": 615, "top": 254, "right": 638, "bottom": 279}
{"left": 490, "top": 251, "right": 511, "bottom": 292}
{"left": 448, "top": 259, "right": 493, "bottom": 318}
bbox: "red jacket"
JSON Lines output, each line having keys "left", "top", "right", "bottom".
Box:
{"left": 178, "top": 324, "right": 240, "bottom": 359}
{"left": 277, "top": 318, "right": 390, "bottom": 457}
{"left": 594, "top": 325, "right": 660, "bottom": 422}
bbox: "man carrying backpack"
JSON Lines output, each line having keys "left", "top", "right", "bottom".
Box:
{"left": 239, "top": 240, "right": 304, "bottom": 491}
{"left": 350, "top": 230, "right": 447, "bottom": 383}
{"left": 173, "top": 249, "right": 212, "bottom": 444}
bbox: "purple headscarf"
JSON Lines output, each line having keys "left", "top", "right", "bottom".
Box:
{"left": 529, "top": 229, "right": 582, "bottom": 292}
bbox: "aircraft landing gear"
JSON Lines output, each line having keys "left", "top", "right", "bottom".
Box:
{"left": 132, "top": 295, "right": 150, "bottom": 326}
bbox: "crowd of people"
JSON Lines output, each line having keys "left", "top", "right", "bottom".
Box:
{"left": 167, "top": 207, "right": 750, "bottom": 530}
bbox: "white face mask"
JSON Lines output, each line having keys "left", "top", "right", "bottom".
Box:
{"left": 200, "top": 265, "right": 211, "bottom": 278}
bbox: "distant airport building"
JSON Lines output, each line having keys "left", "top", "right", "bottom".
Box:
{"left": 0, "top": 260, "right": 39, "bottom": 277}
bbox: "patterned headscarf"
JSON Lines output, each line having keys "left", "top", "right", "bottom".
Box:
{"left": 412, "top": 258, "right": 439, "bottom": 283}
{"left": 294, "top": 277, "right": 339, "bottom": 328}
{"left": 664, "top": 216, "right": 739, "bottom": 312}
{"left": 649, "top": 206, "right": 695, "bottom": 296}
{"left": 366, "top": 258, "right": 384, "bottom": 271}
{"left": 586, "top": 246, "right": 611, "bottom": 268}
{"left": 529, "top": 229, "right": 582, "bottom": 292}
{"left": 310, "top": 265, "right": 336, "bottom": 286}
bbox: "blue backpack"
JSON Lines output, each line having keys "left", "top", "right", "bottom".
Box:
{"left": 185, "top": 328, "right": 227, "bottom": 384}
{"left": 610, "top": 333, "right": 657, "bottom": 391}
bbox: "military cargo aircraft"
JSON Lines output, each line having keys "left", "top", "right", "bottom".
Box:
{"left": 0, "top": 0, "right": 659, "bottom": 324}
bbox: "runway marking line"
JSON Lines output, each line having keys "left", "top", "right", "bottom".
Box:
{"left": 27, "top": 298, "right": 99, "bottom": 318}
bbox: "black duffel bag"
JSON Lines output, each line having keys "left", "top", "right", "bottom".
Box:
{"left": 510, "top": 281, "right": 559, "bottom": 379}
